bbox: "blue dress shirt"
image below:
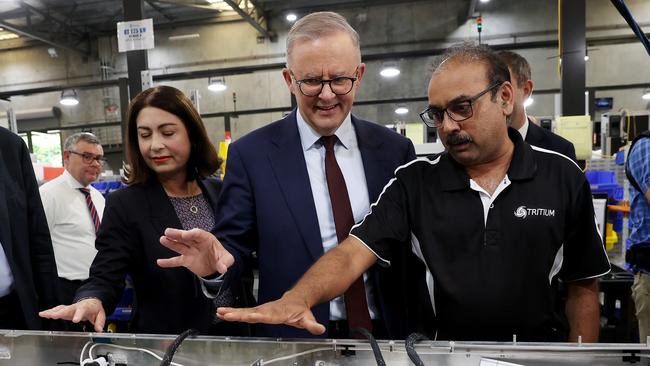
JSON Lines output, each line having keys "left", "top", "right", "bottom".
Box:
{"left": 296, "top": 109, "right": 378, "bottom": 321}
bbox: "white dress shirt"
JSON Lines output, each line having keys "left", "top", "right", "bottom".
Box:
{"left": 296, "top": 110, "right": 378, "bottom": 321}
{"left": 39, "top": 170, "right": 105, "bottom": 280}
{"left": 0, "top": 240, "right": 13, "bottom": 297}
{"left": 517, "top": 115, "right": 530, "bottom": 140}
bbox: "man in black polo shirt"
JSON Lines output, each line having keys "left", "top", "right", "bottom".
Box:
{"left": 217, "top": 43, "right": 611, "bottom": 342}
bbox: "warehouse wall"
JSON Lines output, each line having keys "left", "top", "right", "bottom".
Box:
{"left": 0, "top": 0, "right": 648, "bottom": 157}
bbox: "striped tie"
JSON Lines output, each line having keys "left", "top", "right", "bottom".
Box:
{"left": 79, "top": 188, "right": 100, "bottom": 233}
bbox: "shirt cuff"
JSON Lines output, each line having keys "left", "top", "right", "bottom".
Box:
{"left": 198, "top": 273, "right": 225, "bottom": 299}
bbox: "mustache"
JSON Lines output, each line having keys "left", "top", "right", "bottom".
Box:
{"left": 445, "top": 133, "right": 472, "bottom": 146}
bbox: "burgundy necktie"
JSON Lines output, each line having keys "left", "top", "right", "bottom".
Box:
{"left": 321, "top": 135, "right": 373, "bottom": 334}
{"left": 79, "top": 188, "right": 100, "bottom": 233}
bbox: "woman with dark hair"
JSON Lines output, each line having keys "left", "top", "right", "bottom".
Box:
{"left": 40, "top": 85, "right": 250, "bottom": 335}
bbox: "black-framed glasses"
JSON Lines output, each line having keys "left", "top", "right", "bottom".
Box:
{"left": 419, "top": 82, "right": 502, "bottom": 128}
{"left": 69, "top": 150, "right": 107, "bottom": 165}
{"left": 290, "top": 67, "right": 359, "bottom": 97}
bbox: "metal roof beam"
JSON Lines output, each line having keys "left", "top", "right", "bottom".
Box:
{"left": 145, "top": 0, "right": 176, "bottom": 21}
{"left": 19, "top": 1, "right": 86, "bottom": 38}
{"left": 0, "top": 20, "right": 89, "bottom": 55}
{"left": 222, "top": 0, "right": 274, "bottom": 39}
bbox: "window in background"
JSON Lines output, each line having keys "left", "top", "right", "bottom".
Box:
{"left": 20, "top": 131, "right": 62, "bottom": 167}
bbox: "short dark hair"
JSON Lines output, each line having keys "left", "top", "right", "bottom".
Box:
{"left": 433, "top": 42, "right": 511, "bottom": 100}
{"left": 123, "top": 85, "right": 221, "bottom": 186}
{"left": 497, "top": 50, "right": 531, "bottom": 87}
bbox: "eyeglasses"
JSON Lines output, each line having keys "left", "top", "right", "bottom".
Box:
{"left": 69, "top": 150, "right": 107, "bottom": 165}
{"left": 419, "top": 82, "right": 502, "bottom": 128}
{"left": 290, "top": 67, "right": 359, "bottom": 97}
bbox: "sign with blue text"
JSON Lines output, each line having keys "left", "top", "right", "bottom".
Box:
{"left": 117, "top": 18, "right": 154, "bottom": 52}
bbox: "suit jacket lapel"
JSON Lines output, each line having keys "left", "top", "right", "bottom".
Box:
{"left": 525, "top": 118, "right": 546, "bottom": 146}
{"left": 145, "top": 181, "right": 183, "bottom": 236}
{"left": 0, "top": 151, "right": 11, "bottom": 257}
{"left": 353, "top": 116, "right": 387, "bottom": 202}
{"left": 268, "top": 112, "right": 323, "bottom": 260}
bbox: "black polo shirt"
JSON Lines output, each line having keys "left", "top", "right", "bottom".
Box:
{"left": 350, "top": 128, "right": 611, "bottom": 341}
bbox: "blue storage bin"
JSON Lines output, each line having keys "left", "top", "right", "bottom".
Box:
{"left": 615, "top": 150, "right": 626, "bottom": 165}
{"left": 586, "top": 170, "right": 624, "bottom": 200}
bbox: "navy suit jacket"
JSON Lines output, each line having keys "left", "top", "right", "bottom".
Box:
{"left": 216, "top": 111, "right": 423, "bottom": 338}
{"left": 525, "top": 119, "right": 577, "bottom": 161}
{"left": 0, "top": 127, "right": 60, "bottom": 329}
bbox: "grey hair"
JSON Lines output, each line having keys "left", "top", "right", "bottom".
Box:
{"left": 286, "top": 11, "right": 361, "bottom": 67}
{"left": 497, "top": 50, "right": 531, "bottom": 87}
{"left": 432, "top": 42, "right": 511, "bottom": 100}
{"left": 63, "top": 132, "right": 101, "bottom": 151}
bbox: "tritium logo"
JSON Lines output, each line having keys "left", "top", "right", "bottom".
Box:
{"left": 514, "top": 206, "right": 555, "bottom": 219}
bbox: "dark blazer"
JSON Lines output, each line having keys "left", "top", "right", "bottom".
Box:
{"left": 0, "top": 127, "right": 60, "bottom": 329}
{"left": 75, "top": 177, "right": 249, "bottom": 335}
{"left": 526, "top": 119, "right": 577, "bottom": 161}
{"left": 216, "top": 111, "right": 424, "bottom": 338}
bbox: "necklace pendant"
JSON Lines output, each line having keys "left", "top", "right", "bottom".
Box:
{"left": 189, "top": 205, "right": 198, "bottom": 214}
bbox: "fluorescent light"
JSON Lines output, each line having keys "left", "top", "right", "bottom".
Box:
{"left": 60, "top": 89, "right": 79, "bottom": 106}
{"left": 380, "top": 66, "right": 400, "bottom": 78}
{"left": 168, "top": 34, "right": 200, "bottom": 41}
{"left": 479, "top": 0, "right": 490, "bottom": 3}
{"left": 524, "top": 97, "right": 533, "bottom": 107}
{"left": 286, "top": 13, "right": 297, "bottom": 22}
{"left": 395, "top": 106, "right": 409, "bottom": 114}
{"left": 208, "top": 77, "right": 226, "bottom": 92}
{"left": 642, "top": 90, "right": 650, "bottom": 100}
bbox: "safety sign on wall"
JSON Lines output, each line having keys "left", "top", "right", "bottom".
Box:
{"left": 117, "top": 18, "right": 154, "bottom": 52}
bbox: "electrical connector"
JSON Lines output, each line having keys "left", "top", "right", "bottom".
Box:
{"left": 81, "top": 356, "right": 108, "bottom": 366}
{"left": 108, "top": 352, "right": 128, "bottom": 366}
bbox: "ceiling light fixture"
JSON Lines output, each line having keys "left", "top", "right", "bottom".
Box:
{"left": 286, "top": 13, "right": 297, "bottom": 22}
{"left": 642, "top": 89, "right": 650, "bottom": 100}
{"left": 208, "top": 77, "right": 227, "bottom": 92}
{"left": 395, "top": 106, "right": 409, "bottom": 115}
{"left": 60, "top": 89, "right": 79, "bottom": 106}
{"left": 380, "top": 64, "right": 400, "bottom": 78}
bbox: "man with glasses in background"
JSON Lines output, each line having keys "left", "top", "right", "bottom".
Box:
{"left": 40, "top": 132, "right": 106, "bottom": 311}
{"left": 158, "top": 11, "right": 425, "bottom": 339}
{"left": 214, "top": 43, "right": 611, "bottom": 342}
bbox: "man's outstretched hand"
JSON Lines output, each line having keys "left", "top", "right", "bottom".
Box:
{"left": 217, "top": 293, "right": 326, "bottom": 335}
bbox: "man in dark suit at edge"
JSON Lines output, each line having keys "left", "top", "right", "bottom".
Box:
{"left": 0, "top": 126, "right": 60, "bottom": 330}
{"left": 498, "top": 51, "right": 577, "bottom": 161}
{"left": 158, "top": 11, "right": 426, "bottom": 339}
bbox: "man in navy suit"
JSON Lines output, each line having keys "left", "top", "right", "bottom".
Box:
{"left": 160, "top": 12, "right": 422, "bottom": 339}
{"left": 498, "top": 51, "right": 576, "bottom": 161}
{"left": 0, "top": 126, "right": 60, "bottom": 330}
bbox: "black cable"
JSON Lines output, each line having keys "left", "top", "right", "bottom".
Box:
{"left": 350, "top": 328, "right": 386, "bottom": 366}
{"left": 405, "top": 332, "right": 429, "bottom": 366}
{"left": 159, "top": 328, "right": 198, "bottom": 366}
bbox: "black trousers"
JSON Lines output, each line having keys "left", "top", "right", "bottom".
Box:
{"left": 0, "top": 291, "right": 26, "bottom": 329}
{"left": 58, "top": 277, "right": 88, "bottom": 332}
{"left": 328, "top": 319, "right": 388, "bottom": 339}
